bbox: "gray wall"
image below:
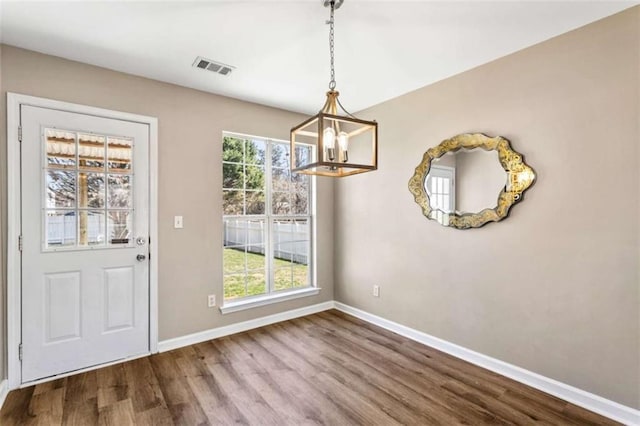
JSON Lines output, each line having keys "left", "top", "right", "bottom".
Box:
{"left": 0, "top": 44, "right": 335, "bottom": 380}
{"left": 334, "top": 7, "right": 640, "bottom": 408}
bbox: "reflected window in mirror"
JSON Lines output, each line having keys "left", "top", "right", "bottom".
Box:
{"left": 426, "top": 165, "right": 454, "bottom": 225}
{"left": 427, "top": 165, "right": 454, "bottom": 213}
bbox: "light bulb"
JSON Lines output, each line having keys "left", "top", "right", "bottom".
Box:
{"left": 338, "top": 131, "right": 349, "bottom": 162}
{"left": 323, "top": 127, "right": 336, "bottom": 161}
{"left": 338, "top": 131, "right": 349, "bottom": 151}
{"left": 323, "top": 127, "right": 336, "bottom": 149}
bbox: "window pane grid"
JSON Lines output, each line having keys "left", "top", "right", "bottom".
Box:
{"left": 44, "top": 129, "right": 134, "bottom": 249}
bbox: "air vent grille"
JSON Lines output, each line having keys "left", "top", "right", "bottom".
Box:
{"left": 193, "top": 56, "right": 235, "bottom": 76}
{"left": 206, "top": 63, "right": 221, "bottom": 72}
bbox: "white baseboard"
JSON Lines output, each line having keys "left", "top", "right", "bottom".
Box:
{"left": 158, "top": 301, "right": 335, "bottom": 353}
{"left": 334, "top": 302, "right": 640, "bottom": 426}
{"left": 0, "top": 379, "right": 9, "bottom": 412}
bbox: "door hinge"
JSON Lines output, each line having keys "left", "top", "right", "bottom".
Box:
{"left": 18, "top": 235, "right": 23, "bottom": 252}
{"left": 18, "top": 343, "right": 23, "bottom": 361}
{"left": 18, "top": 126, "right": 22, "bottom": 143}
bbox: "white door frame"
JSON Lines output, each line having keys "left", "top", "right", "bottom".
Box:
{"left": 6, "top": 93, "right": 159, "bottom": 389}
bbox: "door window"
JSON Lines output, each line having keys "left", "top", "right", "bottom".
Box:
{"left": 44, "top": 128, "right": 134, "bottom": 250}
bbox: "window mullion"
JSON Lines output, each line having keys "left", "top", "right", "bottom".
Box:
{"left": 242, "top": 141, "right": 249, "bottom": 297}
{"left": 309, "top": 175, "right": 316, "bottom": 290}
{"left": 265, "top": 140, "right": 274, "bottom": 295}
{"left": 75, "top": 132, "right": 80, "bottom": 247}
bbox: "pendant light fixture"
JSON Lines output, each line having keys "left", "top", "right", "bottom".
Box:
{"left": 290, "top": 0, "right": 378, "bottom": 177}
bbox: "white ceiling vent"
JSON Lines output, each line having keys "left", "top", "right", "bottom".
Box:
{"left": 193, "top": 56, "right": 234, "bottom": 76}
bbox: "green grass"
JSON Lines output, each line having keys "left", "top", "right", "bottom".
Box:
{"left": 223, "top": 248, "right": 308, "bottom": 300}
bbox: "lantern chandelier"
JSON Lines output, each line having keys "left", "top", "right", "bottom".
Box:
{"left": 290, "top": 0, "right": 379, "bottom": 177}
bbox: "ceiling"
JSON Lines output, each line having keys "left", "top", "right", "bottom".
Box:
{"left": 0, "top": 1, "right": 635, "bottom": 114}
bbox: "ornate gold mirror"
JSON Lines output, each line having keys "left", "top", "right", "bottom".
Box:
{"left": 409, "top": 133, "right": 536, "bottom": 229}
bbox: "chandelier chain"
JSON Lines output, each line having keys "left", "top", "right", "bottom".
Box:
{"left": 328, "top": 1, "right": 336, "bottom": 90}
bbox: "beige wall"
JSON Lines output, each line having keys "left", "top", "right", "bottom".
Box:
{"left": 335, "top": 7, "right": 640, "bottom": 409}
{"left": 0, "top": 45, "right": 335, "bottom": 379}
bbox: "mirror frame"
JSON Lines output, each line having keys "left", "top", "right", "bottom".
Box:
{"left": 408, "top": 133, "right": 536, "bottom": 229}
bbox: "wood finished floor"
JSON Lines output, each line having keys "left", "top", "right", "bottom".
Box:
{"left": 0, "top": 310, "right": 619, "bottom": 425}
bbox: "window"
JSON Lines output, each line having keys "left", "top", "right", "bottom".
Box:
{"left": 222, "top": 133, "right": 313, "bottom": 303}
{"left": 44, "top": 128, "right": 133, "bottom": 250}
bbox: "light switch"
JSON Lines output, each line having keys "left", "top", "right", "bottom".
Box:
{"left": 174, "top": 216, "right": 184, "bottom": 229}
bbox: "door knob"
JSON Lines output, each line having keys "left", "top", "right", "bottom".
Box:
{"left": 136, "top": 254, "right": 146, "bottom": 262}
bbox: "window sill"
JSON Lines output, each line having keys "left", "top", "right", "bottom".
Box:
{"left": 219, "top": 287, "right": 321, "bottom": 315}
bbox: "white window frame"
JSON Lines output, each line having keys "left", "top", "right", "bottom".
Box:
{"left": 220, "top": 132, "right": 318, "bottom": 314}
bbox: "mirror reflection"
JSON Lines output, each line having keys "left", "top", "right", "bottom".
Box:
{"left": 426, "top": 149, "right": 506, "bottom": 216}
{"left": 408, "top": 133, "right": 536, "bottom": 229}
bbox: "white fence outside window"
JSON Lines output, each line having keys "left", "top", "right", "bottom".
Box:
{"left": 224, "top": 219, "right": 308, "bottom": 264}
{"left": 47, "top": 214, "right": 106, "bottom": 245}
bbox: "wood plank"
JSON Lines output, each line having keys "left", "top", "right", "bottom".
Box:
{"left": 173, "top": 344, "right": 249, "bottom": 425}
{"left": 563, "top": 403, "right": 621, "bottom": 426}
{"left": 217, "top": 335, "right": 310, "bottom": 424}
{"left": 441, "top": 379, "right": 540, "bottom": 425}
{"left": 96, "top": 364, "right": 129, "bottom": 409}
{"left": 244, "top": 328, "right": 359, "bottom": 425}
{"left": 498, "top": 389, "right": 594, "bottom": 425}
{"left": 123, "top": 358, "right": 166, "bottom": 414}
{"left": 133, "top": 405, "right": 174, "bottom": 426}
{"left": 24, "top": 387, "right": 65, "bottom": 425}
{"left": 201, "top": 339, "right": 283, "bottom": 426}
{"left": 61, "top": 398, "right": 99, "bottom": 426}
{"left": 32, "top": 378, "right": 66, "bottom": 397}
{"left": 0, "top": 387, "right": 34, "bottom": 425}
{"left": 61, "top": 372, "right": 99, "bottom": 425}
{"left": 232, "top": 331, "right": 348, "bottom": 424}
{"left": 63, "top": 372, "right": 97, "bottom": 404}
{"left": 97, "top": 398, "right": 135, "bottom": 426}
{"left": 148, "top": 351, "right": 210, "bottom": 426}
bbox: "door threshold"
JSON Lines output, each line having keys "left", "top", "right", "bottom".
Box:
{"left": 19, "top": 351, "right": 150, "bottom": 388}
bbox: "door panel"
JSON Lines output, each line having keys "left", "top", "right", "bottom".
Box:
{"left": 103, "top": 266, "right": 135, "bottom": 332}
{"left": 44, "top": 271, "right": 81, "bottom": 342}
{"left": 21, "top": 105, "right": 150, "bottom": 383}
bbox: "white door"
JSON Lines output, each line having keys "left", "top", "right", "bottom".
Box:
{"left": 20, "top": 105, "right": 150, "bottom": 383}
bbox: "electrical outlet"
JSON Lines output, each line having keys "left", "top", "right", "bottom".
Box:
{"left": 373, "top": 285, "right": 380, "bottom": 297}
{"left": 208, "top": 294, "right": 216, "bottom": 307}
